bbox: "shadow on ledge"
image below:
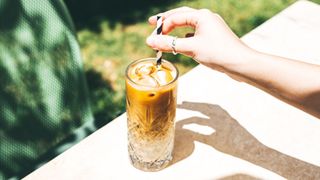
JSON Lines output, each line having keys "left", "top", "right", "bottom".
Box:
{"left": 171, "top": 101, "right": 320, "bottom": 179}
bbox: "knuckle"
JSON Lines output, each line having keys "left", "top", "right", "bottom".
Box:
{"left": 198, "top": 9, "right": 221, "bottom": 20}
{"left": 212, "top": 13, "right": 221, "bottom": 18}
{"left": 212, "top": 13, "right": 223, "bottom": 21}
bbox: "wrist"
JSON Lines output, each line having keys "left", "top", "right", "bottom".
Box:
{"left": 222, "top": 45, "right": 258, "bottom": 77}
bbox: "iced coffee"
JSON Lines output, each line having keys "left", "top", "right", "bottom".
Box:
{"left": 125, "top": 58, "right": 178, "bottom": 171}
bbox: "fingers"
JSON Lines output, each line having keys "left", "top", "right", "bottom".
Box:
{"left": 149, "top": 10, "right": 199, "bottom": 34}
{"left": 161, "top": 11, "right": 199, "bottom": 34}
{"left": 147, "top": 7, "right": 211, "bottom": 56}
{"left": 148, "top": 6, "right": 195, "bottom": 25}
{"left": 146, "top": 35, "right": 194, "bottom": 56}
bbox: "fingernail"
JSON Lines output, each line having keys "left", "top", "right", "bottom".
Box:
{"left": 146, "top": 36, "right": 155, "bottom": 46}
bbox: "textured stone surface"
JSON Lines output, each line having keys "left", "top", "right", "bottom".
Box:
{"left": 24, "top": 1, "right": 320, "bottom": 179}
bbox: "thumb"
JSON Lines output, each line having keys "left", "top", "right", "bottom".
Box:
{"left": 146, "top": 35, "right": 195, "bottom": 56}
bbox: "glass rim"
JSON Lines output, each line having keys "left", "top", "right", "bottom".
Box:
{"left": 125, "top": 58, "right": 179, "bottom": 88}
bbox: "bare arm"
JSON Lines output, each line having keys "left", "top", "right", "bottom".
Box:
{"left": 228, "top": 50, "right": 320, "bottom": 118}
{"left": 146, "top": 7, "right": 320, "bottom": 118}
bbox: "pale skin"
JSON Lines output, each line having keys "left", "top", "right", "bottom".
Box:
{"left": 146, "top": 7, "right": 320, "bottom": 119}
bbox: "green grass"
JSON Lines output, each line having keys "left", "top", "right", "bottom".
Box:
{"left": 76, "top": 0, "right": 319, "bottom": 123}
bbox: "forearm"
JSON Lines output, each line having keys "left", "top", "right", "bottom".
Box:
{"left": 225, "top": 50, "right": 320, "bottom": 118}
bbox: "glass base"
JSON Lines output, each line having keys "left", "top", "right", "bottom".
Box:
{"left": 128, "top": 144, "right": 173, "bottom": 172}
{"left": 127, "top": 125, "right": 175, "bottom": 171}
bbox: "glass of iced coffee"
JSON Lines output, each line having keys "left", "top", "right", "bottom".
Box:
{"left": 125, "top": 58, "right": 178, "bottom": 171}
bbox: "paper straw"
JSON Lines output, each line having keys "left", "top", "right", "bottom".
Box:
{"left": 156, "top": 15, "right": 163, "bottom": 66}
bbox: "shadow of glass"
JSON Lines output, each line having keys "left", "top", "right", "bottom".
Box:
{"left": 171, "top": 101, "right": 320, "bottom": 179}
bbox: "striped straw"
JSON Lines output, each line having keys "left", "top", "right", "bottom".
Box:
{"left": 156, "top": 15, "right": 163, "bottom": 66}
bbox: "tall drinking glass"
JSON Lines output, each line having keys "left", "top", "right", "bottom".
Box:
{"left": 125, "top": 58, "right": 178, "bottom": 171}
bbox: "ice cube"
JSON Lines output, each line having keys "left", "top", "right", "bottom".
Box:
{"left": 135, "top": 63, "right": 155, "bottom": 76}
{"left": 136, "top": 75, "right": 159, "bottom": 87}
{"left": 153, "top": 70, "right": 173, "bottom": 86}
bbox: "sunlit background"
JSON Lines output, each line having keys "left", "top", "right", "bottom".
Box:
{"left": 64, "top": 0, "right": 319, "bottom": 124}
{"left": 2, "top": 0, "right": 320, "bottom": 179}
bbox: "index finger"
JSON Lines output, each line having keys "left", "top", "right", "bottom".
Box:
{"left": 161, "top": 11, "right": 199, "bottom": 34}
{"left": 148, "top": 6, "right": 196, "bottom": 24}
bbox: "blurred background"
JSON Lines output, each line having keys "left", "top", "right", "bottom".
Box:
{"left": 64, "top": 0, "right": 319, "bottom": 125}
{"left": 2, "top": 0, "right": 320, "bottom": 179}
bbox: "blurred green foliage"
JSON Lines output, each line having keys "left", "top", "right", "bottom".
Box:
{"left": 64, "top": 0, "right": 320, "bottom": 124}
{"left": 0, "top": 0, "right": 94, "bottom": 178}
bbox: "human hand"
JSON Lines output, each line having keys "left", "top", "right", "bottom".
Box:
{"left": 146, "top": 7, "right": 253, "bottom": 72}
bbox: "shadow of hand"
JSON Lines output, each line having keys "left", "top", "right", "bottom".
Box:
{"left": 177, "top": 101, "right": 260, "bottom": 156}
{"left": 173, "top": 101, "right": 320, "bottom": 179}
